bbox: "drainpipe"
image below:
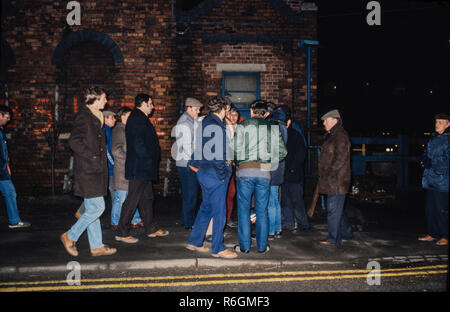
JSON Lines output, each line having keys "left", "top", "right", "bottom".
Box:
{"left": 299, "top": 39, "right": 318, "bottom": 176}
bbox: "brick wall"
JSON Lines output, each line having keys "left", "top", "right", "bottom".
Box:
{"left": 1, "top": 0, "right": 317, "bottom": 196}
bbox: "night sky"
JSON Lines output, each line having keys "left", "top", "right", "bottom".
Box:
{"left": 317, "top": 0, "right": 449, "bottom": 136}
{"left": 181, "top": 0, "right": 449, "bottom": 136}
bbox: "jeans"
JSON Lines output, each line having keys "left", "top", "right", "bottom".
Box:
{"left": 177, "top": 166, "right": 200, "bottom": 228}
{"left": 281, "top": 183, "right": 309, "bottom": 230}
{"left": 237, "top": 176, "right": 270, "bottom": 252}
{"left": 67, "top": 197, "right": 105, "bottom": 250}
{"left": 425, "top": 189, "right": 448, "bottom": 239}
{"left": 188, "top": 170, "right": 229, "bottom": 254}
{"left": 111, "top": 190, "right": 141, "bottom": 226}
{"left": 0, "top": 179, "right": 21, "bottom": 225}
{"left": 268, "top": 185, "right": 282, "bottom": 235}
{"left": 78, "top": 175, "right": 114, "bottom": 214}
{"left": 326, "top": 194, "right": 353, "bottom": 245}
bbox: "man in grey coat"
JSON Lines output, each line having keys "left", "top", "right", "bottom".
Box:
{"left": 110, "top": 107, "right": 142, "bottom": 230}
{"left": 172, "top": 97, "right": 203, "bottom": 229}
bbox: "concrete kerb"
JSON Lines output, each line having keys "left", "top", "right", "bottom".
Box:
{"left": 0, "top": 258, "right": 347, "bottom": 275}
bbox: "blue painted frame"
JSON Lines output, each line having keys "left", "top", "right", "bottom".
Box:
{"left": 222, "top": 71, "right": 260, "bottom": 119}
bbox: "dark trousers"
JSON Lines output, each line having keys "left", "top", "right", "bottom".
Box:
{"left": 326, "top": 194, "right": 353, "bottom": 245}
{"left": 188, "top": 170, "right": 229, "bottom": 254}
{"left": 118, "top": 179, "right": 157, "bottom": 237}
{"left": 177, "top": 166, "right": 200, "bottom": 228}
{"left": 281, "top": 182, "right": 310, "bottom": 230}
{"left": 426, "top": 189, "right": 448, "bottom": 239}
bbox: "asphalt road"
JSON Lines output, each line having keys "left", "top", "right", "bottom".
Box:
{"left": 1, "top": 260, "right": 446, "bottom": 293}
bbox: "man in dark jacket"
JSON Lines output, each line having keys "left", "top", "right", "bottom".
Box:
{"left": 61, "top": 86, "right": 116, "bottom": 257}
{"left": 280, "top": 105, "right": 309, "bottom": 233}
{"left": 0, "top": 106, "right": 31, "bottom": 229}
{"left": 115, "top": 93, "right": 168, "bottom": 244}
{"left": 418, "top": 113, "right": 449, "bottom": 246}
{"left": 318, "top": 109, "right": 353, "bottom": 246}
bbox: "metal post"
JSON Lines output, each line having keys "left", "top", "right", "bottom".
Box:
{"left": 306, "top": 46, "right": 312, "bottom": 176}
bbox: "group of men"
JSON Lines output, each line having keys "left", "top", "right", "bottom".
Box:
{"left": 1, "top": 88, "right": 447, "bottom": 258}
{"left": 174, "top": 96, "right": 356, "bottom": 258}
{"left": 60, "top": 87, "right": 168, "bottom": 257}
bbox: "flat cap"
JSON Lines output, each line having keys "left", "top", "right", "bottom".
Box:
{"left": 185, "top": 97, "right": 203, "bottom": 108}
{"left": 102, "top": 110, "right": 116, "bottom": 117}
{"left": 321, "top": 109, "right": 341, "bottom": 120}
{"left": 435, "top": 113, "right": 449, "bottom": 121}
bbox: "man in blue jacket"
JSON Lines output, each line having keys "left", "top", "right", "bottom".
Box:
{"left": 419, "top": 113, "right": 449, "bottom": 246}
{"left": 115, "top": 94, "right": 168, "bottom": 244}
{"left": 0, "top": 106, "right": 31, "bottom": 229}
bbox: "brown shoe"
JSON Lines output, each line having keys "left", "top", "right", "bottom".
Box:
{"left": 418, "top": 235, "right": 437, "bottom": 242}
{"left": 436, "top": 238, "right": 448, "bottom": 246}
{"left": 91, "top": 245, "right": 117, "bottom": 257}
{"left": 320, "top": 239, "right": 334, "bottom": 246}
{"left": 60, "top": 232, "right": 78, "bottom": 257}
{"left": 75, "top": 211, "right": 83, "bottom": 219}
{"left": 212, "top": 249, "right": 238, "bottom": 259}
{"left": 148, "top": 229, "right": 169, "bottom": 238}
{"left": 186, "top": 244, "right": 210, "bottom": 253}
{"left": 115, "top": 236, "right": 139, "bottom": 244}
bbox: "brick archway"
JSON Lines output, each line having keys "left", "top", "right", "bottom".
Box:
{"left": 51, "top": 30, "right": 124, "bottom": 67}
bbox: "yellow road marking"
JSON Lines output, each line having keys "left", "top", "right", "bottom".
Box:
{"left": 0, "top": 264, "right": 447, "bottom": 292}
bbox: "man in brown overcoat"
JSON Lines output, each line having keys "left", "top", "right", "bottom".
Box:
{"left": 60, "top": 86, "right": 117, "bottom": 257}
{"left": 318, "top": 109, "right": 353, "bottom": 246}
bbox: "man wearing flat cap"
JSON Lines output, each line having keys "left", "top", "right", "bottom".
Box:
{"left": 172, "top": 97, "right": 203, "bottom": 229}
{"left": 318, "top": 109, "right": 353, "bottom": 246}
{"left": 419, "top": 113, "right": 449, "bottom": 246}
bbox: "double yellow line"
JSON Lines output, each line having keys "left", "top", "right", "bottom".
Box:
{"left": 0, "top": 264, "right": 447, "bottom": 292}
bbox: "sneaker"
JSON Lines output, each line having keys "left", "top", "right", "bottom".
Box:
{"left": 115, "top": 236, "right": 139, "bottom": 244}
{"left": 268, "top": 234, "right": 275, "bottom": 241}
{"left": 258, "top": 245, "right": 270, "bottom": 254}
{"left": 212, "top": 249, "right": 238, "bottom": 259}
{"left": 233, "top": 245, "right": 250, "bottom": 254}
{"left": 186, "top": 244, "right": 210, "bottom": 253}
{"left": 91, "top": 245, "right": 117, "bottom": 257}
{"left": 9, "top": 221, "right": 31, "bottom": 229}
{"left": 147, "top": 229, "right": 169, "bottom": 238}
{"left": 60, "top": 232, "right": 78, "bottom": 257}
{"left": 275, "top": 231, "right": 282, "bottom": 238}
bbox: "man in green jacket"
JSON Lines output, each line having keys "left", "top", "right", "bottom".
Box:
{"left": 233, "top": 100, "right": 287, "bottom": 254}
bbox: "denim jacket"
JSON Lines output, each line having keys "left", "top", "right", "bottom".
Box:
{"left": 422, "top": 129, "right": 449, "bottom": 192}
{"left": 0, "top": 129, "right": 11, "bottom": 180}
{"left": 189, "top": 113, "right": 231, "bottom": 181}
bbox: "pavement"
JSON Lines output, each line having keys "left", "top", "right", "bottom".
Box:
{"left": 0, "top": 192, "right": 447, "bottom": 275}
